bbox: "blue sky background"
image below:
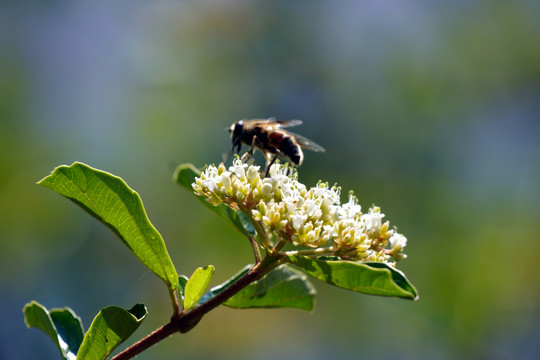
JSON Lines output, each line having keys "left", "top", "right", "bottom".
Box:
{"left": 1, "top": 1, "right": 540, "bottom": 359}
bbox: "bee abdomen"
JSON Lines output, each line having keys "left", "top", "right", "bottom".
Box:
{"left": 279, "top": 136, "right": 304, "bottom": 165}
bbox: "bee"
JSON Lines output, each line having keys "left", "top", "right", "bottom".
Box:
{"left": 228, "top": 117, "right": 325, "bottom": 175}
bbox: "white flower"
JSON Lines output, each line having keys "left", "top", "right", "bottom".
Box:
{"left": 193, "top": 161, "right": 407, "bottom": 264}
{"left": 290, "top": 214, "right": 307, "bottom": 231}
{"left": 232, "top": 160, "right": 248, "bottom": 180}
{"left": 361, "top": 207, "right": 384, "bottom": 230}
{"left": 203, "top": 179, "right": 217, "bottom": 193}
{"left": 246, "top": 165, "right": 260, "bottom": 184}
{"left": 389, "top": 233, "right": 407, "bottom": 251}
{"left": 339, "top": 194, "right": 361, "bottom": 219}
{"left": 220, "top": 171, "right": 232, "bottom": 190}
{"left": 268, "top": 163, "right": 280, "bottom": 177}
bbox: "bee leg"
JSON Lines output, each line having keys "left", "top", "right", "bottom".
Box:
{"left": 240, "top": 149, "right": 253, "bottom": 163}
{"left": 264, "top": 152, "right": 279, "bottom": 177}
{"left": 285, "top": 164, "right": 291, "bottom": 176}
{"left": 240, "top": 151, "right": 251, "bottom": 163}
{"left": 241, "top": 135, "right": 260, "bottom": 163}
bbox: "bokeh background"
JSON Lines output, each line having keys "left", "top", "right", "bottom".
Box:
{"left": 2, "top": 1, "right": 540, "bottom": 359}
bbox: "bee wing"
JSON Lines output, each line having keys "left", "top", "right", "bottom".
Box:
{"left": 222, "top": 148, "right": 233, "bottom": 162}
{"left": 275, "top": 119, "right": 303, "bottom": 128}
{"left": 287, "top": 131, "right": 326, "bottom": 152}
{"left": 249, "top": 118, "right": 303, "bottom": 128}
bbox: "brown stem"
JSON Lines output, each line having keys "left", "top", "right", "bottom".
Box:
{"left": 249, "top": 236, "right": 262, "bottom": 264}
{"left": 176, "top": 255, "right": 283, "bottom": 333}
{"left": 110, "top": 321, "right": 178, "bottom": 360}
{"left": 111, "top": 255, "right": 284, "bottom": 360}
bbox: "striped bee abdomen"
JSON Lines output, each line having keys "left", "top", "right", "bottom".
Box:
{"left": 279, "top": 135, "right": 304, "bottom": 165}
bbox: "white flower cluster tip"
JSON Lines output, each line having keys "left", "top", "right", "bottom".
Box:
{"left": 192, "top": 159, "right": 407, "bottom": 263}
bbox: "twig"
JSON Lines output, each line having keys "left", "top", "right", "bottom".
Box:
{"left": 249, "top": 236, "right": 262, "bottom": 264}
{"left": 111, "top": 255, "right": 284, "bottom": 360}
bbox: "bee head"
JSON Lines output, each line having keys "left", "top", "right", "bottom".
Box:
{"left": 230, "top": 120, "right": 244, "bottom": 151}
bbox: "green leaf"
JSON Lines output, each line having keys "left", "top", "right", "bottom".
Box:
{"left": 287, "top": 255, "right": 418, "bottom": 300}
{"left": 223, "top": 265, "right": 316, "bottom": 311}
{"left": 200, "top": 264, "right": 315, "bottom": 311}
{"left": 199, "top": 264, "right": 251, "bottom": 305}
{"left": 173, "top": 164, "right": 255, "bottom": 237}
{"left": 51, "top": 308, "right": 85, "bottom": 359}
{"left": 178, "top": 275, "right": 189, "bottom": 305}
{"left": 23, "top": 301, "right": 84, "bottom": 360}
{"left": 184, "top": 266, "right": 215, "bottom": 311}
{"left": 76, "top": 304, "right": 147, "bottom": 360}
{"left": 365, "top": 262, "right": 419, "bottom": 298}
{"left": 39, "top": 162, "right": 178, "bottom": 291}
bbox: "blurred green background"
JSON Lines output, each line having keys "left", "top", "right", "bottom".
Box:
{"left": 2, "top": 1, "right": 540, "bottom": 359}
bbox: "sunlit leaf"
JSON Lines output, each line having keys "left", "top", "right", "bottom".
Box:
{"left": 23, "top": 301, "right": 84, "bottom": 360}
{"left": 223, "top": 265, "right": 315, "bottom": 311}
{"left": 199, "top": 264, "right": 251, "bottom": 305}
{"left": 173, "top": 164, "right": 255, "bottom": 237}
{"left": 184, "top": 266, "right": 215, "bottom": 311}
{"left": 287, "top": 255, "right": 418, "bottom": 300}
{"left": 365, "top": 262, "right": 418, "bottom": 299}
{"left": 39, "top": 162, "right": 178, "bottom": 291}
{"left": 200, "top": 265, "right": 315, "bottom": 311}
{"left": 76, "top": 304, "right": 147, "bottom": 360}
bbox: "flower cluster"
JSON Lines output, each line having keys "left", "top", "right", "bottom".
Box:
{"left": 192, "top": 159, "right": 407, "bottom": 264}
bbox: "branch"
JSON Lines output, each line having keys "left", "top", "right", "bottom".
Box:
{"left": 110, "top": 322, "right": 178, "bottom": 360}
{"left": 111, "top": 255, "right": 284, "bottom": 360}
